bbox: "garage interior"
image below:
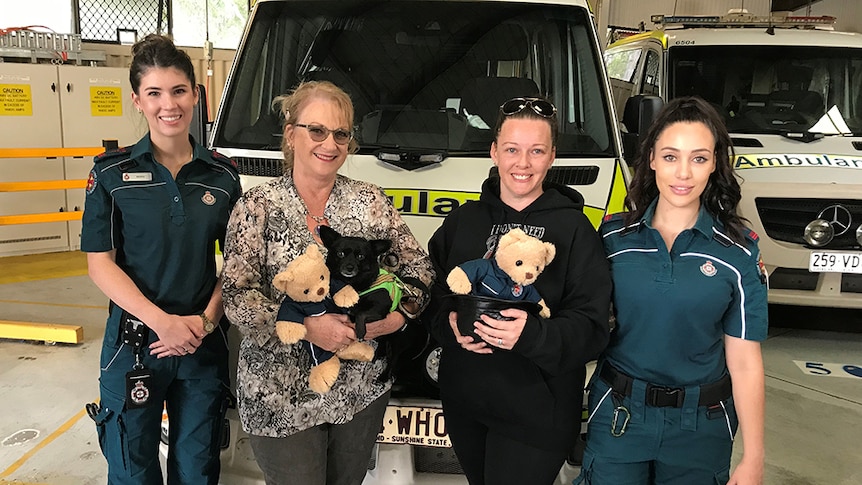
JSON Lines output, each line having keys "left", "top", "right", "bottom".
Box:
{"left": 2, "top": 258, "right": 861, "bottom": 483}
{"left": 2, "top": 1, "right": 862, "bottom": 484}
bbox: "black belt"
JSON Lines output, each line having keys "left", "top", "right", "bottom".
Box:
{"left": 600, "top": 363, "right": 732, "bottom": 408}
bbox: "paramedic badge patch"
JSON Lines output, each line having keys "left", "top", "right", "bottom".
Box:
{"left": 700, "top": 260, "right": 717, "bottom": 277}
{"left": 512, "top": 283, "right": 523, "bottom": 297}
{"left": 201, "top": 191, "right": 216, "bottom": 205}
{"left": 86, "top": 169, "right": 97, "bottom": 194}
{"left": 130, "top": 380, "right": 150, "bottom": 405}
{"left": 757, "top": 255, "right": 768, "bottom": 285}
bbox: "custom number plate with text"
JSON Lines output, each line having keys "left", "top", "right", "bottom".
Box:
{"left": 376, "top": 405, "right": 451, "bottom": 448}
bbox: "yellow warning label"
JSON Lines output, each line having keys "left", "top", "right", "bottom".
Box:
{"left": 0, "top": 84, "right": 33, "bottom": 116}
{"left": 735, "top": 153, "right": 862, "bottom": 170}
{"left": 384, "top": 188, "right": 480, "bottom": 217}
{"left": 90, "top": 86, "right": 123, "bottom": 116}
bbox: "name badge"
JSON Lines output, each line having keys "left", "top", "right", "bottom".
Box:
{"left": 122, "top": 172, "right": 153, "bottom": 182}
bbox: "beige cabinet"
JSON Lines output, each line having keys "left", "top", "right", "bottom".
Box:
{"left": 0, "top": 63, "right": 145, "bottom": 256}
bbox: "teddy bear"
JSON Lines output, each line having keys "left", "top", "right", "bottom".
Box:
{"left": 272, "top": 244, "right": 375, "bottom": 394}
{"left": 446, "top": 228, "right": 555, "bottom": 318}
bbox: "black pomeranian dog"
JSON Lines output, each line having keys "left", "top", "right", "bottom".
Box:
{"left": 318, "top": 225, "right": 427, "bottom": 383}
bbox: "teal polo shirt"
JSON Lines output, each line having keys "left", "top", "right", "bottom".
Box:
{"left": 599, "top": 200, "right": 768, "bottom": 387}
{"left": 81, "top": 135, "right": 241, "bottom": 315}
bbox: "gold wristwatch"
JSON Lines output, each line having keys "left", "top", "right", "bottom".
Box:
{"left": 200, "top": 313, "right": 217, "bottom": 334}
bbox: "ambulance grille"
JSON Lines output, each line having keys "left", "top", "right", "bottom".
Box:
{"left": 841, "top": 274, "right": 862, "bottom": 293}
{"left": 769, "top": 270, "right": 862, "bottom": 294}
{"left": 768, "top": 268, "right": 818, "bottom": 291}
{"left": 413, "top": 445, "right": 464, "bottom": 474}
{"left": 755, "top": 197, "right": 862, "bottom": 249}
{"left": 232, "top": 157, "right": 284, "bottom": 177}
{"left": 490, "top": 165, "right": 599, "bottom": 186}
{"left": 546, "top": 166, "right": 600, "bottom": 186}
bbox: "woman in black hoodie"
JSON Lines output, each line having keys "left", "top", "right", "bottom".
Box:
{"left": 426, "top": 97, "right": 612, "bottom": 484}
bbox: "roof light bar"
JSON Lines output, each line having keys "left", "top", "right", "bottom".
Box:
{"left": 652, "top": 13, "right": 836, "bottom": 30}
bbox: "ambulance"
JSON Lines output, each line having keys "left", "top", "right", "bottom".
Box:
{"left": 168, "top": 0, "right": 631, "bottom": 483}
{"left": 604, "top": 11, "right": 862, "bottom": 309}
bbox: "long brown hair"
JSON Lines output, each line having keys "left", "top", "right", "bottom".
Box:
{"left": 624, "top": 96, "right": 747, "bottom": 244}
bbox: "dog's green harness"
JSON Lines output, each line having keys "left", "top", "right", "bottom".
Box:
{"left": 359, "top": 268, "right": 403, "bottom": 311}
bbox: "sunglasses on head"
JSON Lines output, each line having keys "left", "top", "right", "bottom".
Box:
{"left": 295, "top": 123, "right": 353, "bottom": 145}
{"left": 499, "top": 97, "right": 557, "bottom": 118}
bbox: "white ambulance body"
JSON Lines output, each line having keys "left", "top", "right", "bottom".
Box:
{"left": 194, "top": 0, "right": 627, "bottom": 483}
{"left": 605, "top": 13, "right": 862, "bottom": 309}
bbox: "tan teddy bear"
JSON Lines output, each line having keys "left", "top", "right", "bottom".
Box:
{"left": 272, "top": 244, "right": 374, "bottom": 394}
{"left": 447, "top": 228, "right": 555, "bottom": 318}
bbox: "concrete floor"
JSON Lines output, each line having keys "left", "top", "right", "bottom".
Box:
{"left": 1, "top": 251, "right": 861, "bottom": 485}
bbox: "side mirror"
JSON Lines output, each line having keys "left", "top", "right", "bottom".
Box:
{"left": 621, "top": 95, "right": 663, "bottom": 163}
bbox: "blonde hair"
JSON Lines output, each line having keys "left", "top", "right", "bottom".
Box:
{"left": 273, "top": 81, "right": 358, "bottom": 173}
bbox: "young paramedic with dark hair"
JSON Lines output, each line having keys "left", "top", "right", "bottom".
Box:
{"left": 81, "top": 34, "right": 241, "bottom": 483}
{"left": 425, "top": 96, "right": 612, "bottom": 484}
{"left": 575, "top": 97, "right": 767, "bottom": 485}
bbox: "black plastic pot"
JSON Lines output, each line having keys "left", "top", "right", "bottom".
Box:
{"left": 444, "top": 294, "right": 540, "bottom": 342}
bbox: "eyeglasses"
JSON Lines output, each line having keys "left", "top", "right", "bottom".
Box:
{"left": 499, "top": 97, "right": 557, "bottom": 118}
{"left": 294, "top": 123, "right": 353, "bottom": 145}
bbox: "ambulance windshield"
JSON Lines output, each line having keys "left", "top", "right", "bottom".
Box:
{"left": 213, "top": 0, "right": 615, "bottom": 157}
{"left": 668, "top": 45, "right": 862, "bottom": 136}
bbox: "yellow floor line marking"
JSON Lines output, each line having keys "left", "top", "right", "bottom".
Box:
{"left": 0, "top": 252, "right": 88, "bottom": 285}
{"left": 0, "top": 406, "right": 88, "bottom": 479}
{"left": 0, "top": 299, "right": 106, "bottom": 310}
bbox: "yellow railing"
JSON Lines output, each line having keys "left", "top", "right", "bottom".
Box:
{"left": 0, "top": 147, "right": 104, "bottom": 159}
{"left": 0, "top": 147, "right": 104, "bottom": 343}
{"left": 0, "top": 147, "right": 102, "bottom": 226}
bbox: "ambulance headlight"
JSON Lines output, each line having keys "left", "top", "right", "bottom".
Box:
{"left": 425, "top": 347, "right": 441, "bottom": 383}
{"left": 803, "top": 219, "right": 834, "bottom": 247}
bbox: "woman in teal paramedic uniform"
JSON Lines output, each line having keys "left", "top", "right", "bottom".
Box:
{"left": 576, "top": 97, "right": 767, "bottom": 485}
{"left": 81, "top": 35, "right": 241, "bottom": 484}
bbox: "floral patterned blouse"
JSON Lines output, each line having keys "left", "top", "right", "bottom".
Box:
{"left": 222, "top": 174, "right": 434, "bottom": 438}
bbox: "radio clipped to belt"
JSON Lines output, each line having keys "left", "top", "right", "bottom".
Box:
{"left": 123, "top": 312, "right": 154, "bottom": 409}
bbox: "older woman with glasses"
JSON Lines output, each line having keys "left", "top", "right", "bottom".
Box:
{"left": 425, "top": 96, "right": 612, "bottom": 484}
{"left": 222, "top": 81, "right": 434, "bottom": 484}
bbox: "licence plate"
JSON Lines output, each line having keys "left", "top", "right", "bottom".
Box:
{"left": 809, "top": 251, "right": 862, "bottom": 273}
{"left": 376, "top": 405, "right": 451, "bottom": 448}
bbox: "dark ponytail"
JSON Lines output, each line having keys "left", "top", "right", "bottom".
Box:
{"left": 129, "top": 34, "right": 196, "bottom": 94}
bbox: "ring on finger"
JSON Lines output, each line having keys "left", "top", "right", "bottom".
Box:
{"left": 497, "top": 338, "right": 503, "bottom": 346}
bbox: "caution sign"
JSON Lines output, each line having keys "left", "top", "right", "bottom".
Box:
{"left": 90, "top": 86, "right": 123, "bottom": 116}
{"left": 0, "top": 84, "right": 33, "bottom": 116}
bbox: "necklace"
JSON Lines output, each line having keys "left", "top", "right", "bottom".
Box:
{"left": 299, "top": 197, "right": 328, "bottom": 232}
{"left": 307, "top": 213, "right": 327, "bottom": 224}
{"left": 293, "top": 178, "right": 329, "bottom": 234}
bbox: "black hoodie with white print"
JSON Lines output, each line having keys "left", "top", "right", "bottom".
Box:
{"left": 425, "top": 176, "right": 611, "bottom": 452}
